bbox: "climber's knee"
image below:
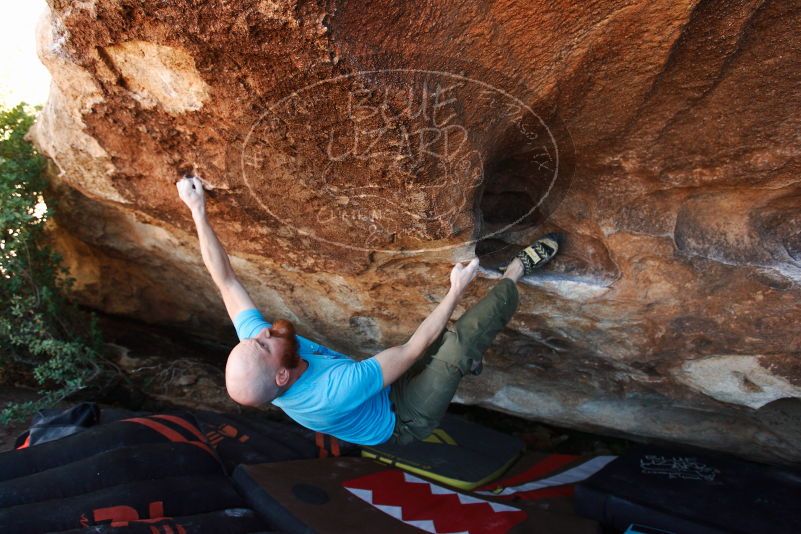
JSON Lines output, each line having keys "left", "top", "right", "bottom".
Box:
{"left": 430, "top": 331, "right": 476, "bottom": 377}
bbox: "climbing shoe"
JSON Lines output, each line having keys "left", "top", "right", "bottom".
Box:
{"left": 500, "top": 232, "right": 561, "bottom": 276}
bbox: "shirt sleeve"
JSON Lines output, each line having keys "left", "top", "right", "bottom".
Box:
{"left": 326, "top": 358, "right": 385, "bottom": 410}
{"left": 233, "top": 308, "right": 271, "bottom": 341}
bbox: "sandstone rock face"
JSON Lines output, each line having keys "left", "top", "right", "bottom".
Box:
{"left": 31, "top": 0, "right": 801, "bottom": 462}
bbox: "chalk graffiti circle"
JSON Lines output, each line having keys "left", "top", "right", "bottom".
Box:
{"left": 241, "top": 65, "right": 568, "bottom": 254}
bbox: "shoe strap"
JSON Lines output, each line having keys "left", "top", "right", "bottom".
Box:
{"left": 523, "top": 246, "right": 542, "bottom": 264}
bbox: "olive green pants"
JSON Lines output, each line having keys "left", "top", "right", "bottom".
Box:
{"left": 386, "top": 278, "right": 519, "bottom": 445}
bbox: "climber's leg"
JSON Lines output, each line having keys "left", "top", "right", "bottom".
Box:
{"left": 387, "top": 278, "right": 519, "bottom": 444}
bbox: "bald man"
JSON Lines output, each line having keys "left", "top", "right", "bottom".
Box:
{"left": 177, "top": 176, "right": 559, "bottom": 446}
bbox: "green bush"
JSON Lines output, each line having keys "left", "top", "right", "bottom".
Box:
{"left": 0, "top": 103, "right": 104, "bottom": 424}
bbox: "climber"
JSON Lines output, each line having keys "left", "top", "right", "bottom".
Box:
{"left": 177, "top": 175, "right": 560, "bottom": 446}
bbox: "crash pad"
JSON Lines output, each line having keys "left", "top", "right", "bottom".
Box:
{"left": 575, "top": 446, "right": 801, "bottom": 534}
{"left": 8, "top": 402, "right": 342, "bottom": 472}
{"left": 0, "top": 474, "right": 248, "bottom": 532}
{"left": 361, "top": 413, "right": 524, "bottom": 490}
{"left": 14, "top": 402, "right": 103, "bottom": 449}
{"left": 0, "top": 412, "right": 211, "bottom": 482}
{"left": 52, "top": 508, "right": 270, "bottom": 533}
{"left": 233, "top": 457, "right": 601, "bottom": 534}
{"left": 0, "top": 407, "right": 278, "bottom": 533}
{"left": 0, "top": 441, "right": 222, "bottom": 508}
{"left": 474, "top": 452, "right": 616, "bottom": 514}
{"left": 194, "top": 410, "right": 356, "bottom": 473}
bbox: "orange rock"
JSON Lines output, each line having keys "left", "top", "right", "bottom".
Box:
{"left": 29, "top": 0, "right": 801, "bottom": 462}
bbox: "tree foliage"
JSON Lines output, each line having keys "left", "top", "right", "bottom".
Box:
{"left": 0, "top": 103, "right": 103, "bottom": 424}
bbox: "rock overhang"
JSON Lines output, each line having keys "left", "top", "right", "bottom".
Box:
{"left": 29, "top": 0, "right": 801, "bottom": 463}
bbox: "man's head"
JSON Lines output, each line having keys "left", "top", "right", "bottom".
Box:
{"left": 225, "top": 319, "right": 300, "bottom": 406}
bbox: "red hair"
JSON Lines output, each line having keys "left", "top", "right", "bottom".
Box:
{"left": 269, "top": 319, "right": 300, "bottom": 369}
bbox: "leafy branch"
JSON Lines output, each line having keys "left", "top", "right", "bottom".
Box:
{"left": 0, "top": 103, "right": 107, "bottom": 425}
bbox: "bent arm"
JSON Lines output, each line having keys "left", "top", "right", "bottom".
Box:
{"left": 373, "top": 288, "right": 461, "bottom": 387}
{"left": 373, "top": 259, "right": 479, "bottom": 387}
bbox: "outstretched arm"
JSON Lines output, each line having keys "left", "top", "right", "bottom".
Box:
{"left": 373, "top": 258, "right": 479, "bottom": 387}
{"left": 177, "top": 176, "right": 256, "bottom": 322}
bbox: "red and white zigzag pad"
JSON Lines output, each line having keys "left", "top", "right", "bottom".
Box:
{"left": 476, "top": 455, "right": 617, "bottom": 499}
{"left": 343, "top": 470, "right": 527, "bottom": 534}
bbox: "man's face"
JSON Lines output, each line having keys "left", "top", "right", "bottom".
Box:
{"left": 251, "top": 326, "right": 300, "bottom": 371}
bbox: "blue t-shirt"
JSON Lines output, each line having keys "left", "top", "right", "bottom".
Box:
{"left": 233, "top": 309, "right": 395, "bottom": 445}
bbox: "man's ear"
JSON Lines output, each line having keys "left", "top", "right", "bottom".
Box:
{"left": 275, "top": 367, "right": 290, "bottom": 387}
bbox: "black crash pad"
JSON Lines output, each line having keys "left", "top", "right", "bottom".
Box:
{"left": 193, "top": 409, "right": 357, "bottom": 473}
{"left": 0, "top": 413, "right": 211, "bottom": 482}
{"left": 0, "top": 474, "right": 247, "bottom": 532}
{"left": 52, "top": 508, "right": 270, "bottom": 533}
{"left": 362, "top": 413, "right": 524, "bottom": 490}
{"left": 575, "top": 446, "right": 801, "bottom": 534}
{"left": 233, "top": 457, "right": 601, "bottom": 534}
{"left": 0, "top": 409, "right": 271, "bottom": 533}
